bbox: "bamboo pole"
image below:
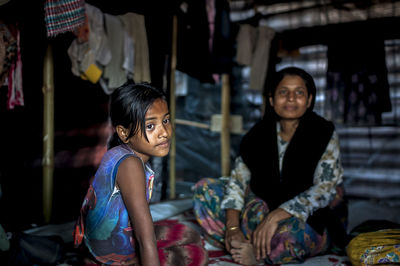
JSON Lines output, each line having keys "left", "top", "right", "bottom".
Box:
{"left": 169, "top": 15, "right": 178, "bottom": 199}
{"left": 175, "top": 118, "right": 210, "bottom": 129}
{"left": 221, "top": 74, "right": 230, "bottom": 176}
{"left": 42, "top": 44, "right": 54, "bottom": 223}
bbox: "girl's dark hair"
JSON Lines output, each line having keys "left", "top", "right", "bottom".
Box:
{"left": 267, "top": 66, "right": 317, "bottom": 110}
{"left": 108, "top": 81, "right": 167, "bottom": 149}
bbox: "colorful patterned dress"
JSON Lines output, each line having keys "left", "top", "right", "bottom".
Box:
{"left": 193, "top": 128, "right": 347, "bottom": 264}
{"left": 76, "top": 144, "right": 207, "bottom": 265}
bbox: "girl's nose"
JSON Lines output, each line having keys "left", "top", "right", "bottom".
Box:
{"left": 158, "top": 124, "right": 169, "bottom": 138}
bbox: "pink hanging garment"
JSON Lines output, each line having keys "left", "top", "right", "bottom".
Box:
{"left": 7, "top": 28, "right": 24, "bottom": 110}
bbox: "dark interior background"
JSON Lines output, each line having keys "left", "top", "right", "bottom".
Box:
{"left": 1, "top": 0, "right": 400, "bottom": 233}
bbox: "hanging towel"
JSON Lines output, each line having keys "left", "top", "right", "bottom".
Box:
{"left": 119, "top": 13, "right": 151, "bottom": 83}
{"left": 122, "top": 30, "right": 135, "bottom": 80}
{"left": 44, "top": 0, "right": 86, "bottom": 37}
{"left": 100, "top": 13, "right": 127, "bottom": 94}
{"left": 85, "top": 4, "right": 112, "bottom": 67}
{"left": 249, "top": 25, "right": 275, "bottom": 91}
{"left": 236, "top": 24, "right": 275, "bottom": 91}
{"left": 236, "top": 24, "right": 257, "bottom": 66}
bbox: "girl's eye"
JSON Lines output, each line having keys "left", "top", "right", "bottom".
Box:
{"left": 146, "top": 124, "right": 155, "bottom": 130}
{"left": 163, "top": 118, "right": 170, "bottom": 124}
{"left": 296, "top": 90, "right": 305, "bottom": 96}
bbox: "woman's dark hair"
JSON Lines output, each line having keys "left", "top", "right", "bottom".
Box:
{"left": 267, "top": 66, "right": 317, "bottom": 110}
{"left": 108, "top": 81, "right": 167, "bottom": 149}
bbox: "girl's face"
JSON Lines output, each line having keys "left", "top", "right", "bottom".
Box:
{"left": 269, "top": 75, "right": 312, "bottom": 121}
{"left": 120, "top": 98, "right": 172, "bottom": 163}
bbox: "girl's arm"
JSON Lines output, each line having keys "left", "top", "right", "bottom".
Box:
{"left": 117, "top": 156, "right": 160, "bottom": 266}
{"left": 279, "top": 130, "right": 344, "bottom": 222}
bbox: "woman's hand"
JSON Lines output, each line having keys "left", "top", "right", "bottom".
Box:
{"left": 225, "top": 209, "right": 246, "bottom": 253}
{"left": 252, "top": 208, "right": 291, "bottom": 260}
{"left": 225, "top": 227, "right": 246, "bottom": 253}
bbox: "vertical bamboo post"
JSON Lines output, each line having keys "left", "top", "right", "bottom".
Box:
{"left": 169, "top": 15, "right": 178, "bottom": 199}
{"left": 221, "top": 74, "right": 230, "bottom": 176}
{"left": 42, "top": 44, "right": 54, "bottom": 223}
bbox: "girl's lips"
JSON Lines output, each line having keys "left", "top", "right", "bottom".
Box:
{"left": 157, "top": 140, "right": 170, "bottom": 148}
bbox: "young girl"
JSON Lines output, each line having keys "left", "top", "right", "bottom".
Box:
{"left": 74, "top": 82, "right": 207, "bottom": 265}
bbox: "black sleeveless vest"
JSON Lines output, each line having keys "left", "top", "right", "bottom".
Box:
{"left": 240, "top": 111, "right": 334, "bottom": 233}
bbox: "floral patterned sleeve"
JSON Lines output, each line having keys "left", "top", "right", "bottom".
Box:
{"left": 220, "top": 156, "right": 251, "bottom": 211}
{"left": 279, "top": 131, "right": 344, "bottom": 222}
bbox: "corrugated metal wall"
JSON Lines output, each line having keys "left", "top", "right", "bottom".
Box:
{"left": 276, "top": 41, "right": 400, "bottom": 199}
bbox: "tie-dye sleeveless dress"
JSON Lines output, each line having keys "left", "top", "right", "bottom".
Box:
{"left": 75, "top": 144, "right": 207, "bottom": 265}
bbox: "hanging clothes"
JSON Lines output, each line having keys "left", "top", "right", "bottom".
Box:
{"left": 206, "top": 0, "right": 216, "bottom": 53}
{"left": 177, "top": 0, "right": 212, "bottom": 83}
{"left": 210, "top": 0, "right": 234, "bottom": 81}
{"left": 119, "top": 12, "right": 151, "bottom": 84}
{"left": 0, "top": 21, "right": 16, "bottom": 87}
{"left": 326, "top": 35, "right": 392, "bottom": 125}
{"left": 0, "top": 22, "right": 23, "bottom": 110}
{"left": 177, "top": 0, "right": 234, "bottom": 84}
{"left": 44, "top": 0, "right": 86, "bottom": 37}
{"left": 236, "top": 24, "right": 276, "bottom": 91}
{"left": 100, "top": 13, "right": 127, "bottom": 94}
{"left": 236, "top": 24, "right": 256, "bottom": 66}
{"left": 121, "top": 29, "right": 135, "bottom": 81}
{"left": 67, "top": 3, "right": 112, "bottom": 86}
{"left": 7, "top": 26, "right": 24, "bottom": 110}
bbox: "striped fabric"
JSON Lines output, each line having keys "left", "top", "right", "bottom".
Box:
{"left": 44, "top": 0, "right": 86, "bottom": 37}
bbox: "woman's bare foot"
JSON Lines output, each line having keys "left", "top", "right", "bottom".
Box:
{"left": 230, "top": 240, "right": 261, "bottom": 265}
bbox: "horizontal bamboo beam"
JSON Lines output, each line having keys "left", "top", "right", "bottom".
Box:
{"left": 175, "top": 119, "right": 210, "bottom": 129}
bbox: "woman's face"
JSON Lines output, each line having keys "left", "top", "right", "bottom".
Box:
{"left": 269, "top": 75, "right": 313, "bottom": 121}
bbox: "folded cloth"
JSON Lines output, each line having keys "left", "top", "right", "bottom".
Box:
{"left": 347, "top": 228, "right": 400, "bottom": 266}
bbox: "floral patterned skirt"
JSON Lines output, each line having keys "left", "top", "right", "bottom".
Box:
{"left": 193, "top": 177, "right": 330, "bottom": 264}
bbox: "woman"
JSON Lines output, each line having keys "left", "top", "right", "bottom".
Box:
{"left": 193, "top": 67, "right": 348, "bottom": 265}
